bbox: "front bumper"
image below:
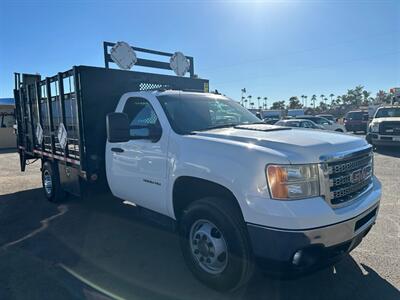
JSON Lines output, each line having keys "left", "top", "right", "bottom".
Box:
{"left": 247, "top": 202, "right": 379, "bottom": 275}
{"left": 367, "top": 133, "right": 400, "bottom": 146}
{"left": 345, "top": 124, "right": 367, "bottom": 132}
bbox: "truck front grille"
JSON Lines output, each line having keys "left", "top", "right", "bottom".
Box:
{"left": 379, "top": 121, "right": 400, "bottom": 136}
{"left": 325, "top": 149, "right": 373, "bottom": 206}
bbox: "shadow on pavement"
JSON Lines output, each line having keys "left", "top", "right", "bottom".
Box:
{"left": 0, "top": 189, "right": 399, "bottom": 300}
{"left": 374, "top": 146, "right": 400, "bottom": 158}
{"left": 0, "top": 148, "right": 17, "bottom": 154}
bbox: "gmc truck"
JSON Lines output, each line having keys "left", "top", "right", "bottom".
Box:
{"left": 14, "top": 42, "right": 381, "bottom": 291}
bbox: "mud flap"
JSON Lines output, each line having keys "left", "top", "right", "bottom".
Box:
{"left": 19, "top": 149, "right": 26, "bottom": 172}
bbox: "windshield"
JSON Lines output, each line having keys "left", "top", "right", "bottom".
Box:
{"left": 374, "top": 107, "right": 400, "bottom": 118}
{"left": 346, "top": 112, "right": 368, "bottom": 120}
{"left": 157, "top": 94, "right": 261, "bottom": 134}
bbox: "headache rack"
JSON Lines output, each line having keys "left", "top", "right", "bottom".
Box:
{"left": 14, "top": 42, "right": 209, "bottom": 191}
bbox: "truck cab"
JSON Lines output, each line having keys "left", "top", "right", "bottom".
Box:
{"left": 367, "top": 106, "right": 400, "bottom": 147}
{"left": 106, "top": 89, "right": 381, "bottom": 291}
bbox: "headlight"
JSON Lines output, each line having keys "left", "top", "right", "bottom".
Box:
{"left": 266, "top": 164, "right": 319, "bottom": 200}
{"left": 370, "top": 123, "right": 379, "bottom": 133}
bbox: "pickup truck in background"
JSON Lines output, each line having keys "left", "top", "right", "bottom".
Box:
{"left": 344, "top": 111, "right": 369, "bottom": 133}
{"left": 367, "top": 106, "right": 400, "bottom": 147}
{"left": 14, "top": 42, "right": 381, "bottom": 291}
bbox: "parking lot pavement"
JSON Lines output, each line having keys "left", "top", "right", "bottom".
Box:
{"left": 0, "top": 148, "right": 399, "bottom": 300}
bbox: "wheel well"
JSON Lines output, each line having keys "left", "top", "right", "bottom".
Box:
{"left": 173, "top": 176, "right": 243, "bottom": 221}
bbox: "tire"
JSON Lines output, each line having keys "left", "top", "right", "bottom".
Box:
{"left": 335, "top": 129, "right": 343, "bottom": 132}
{"left": 42, "top": 161, "right": 66, "bottom": 203}
{"left": 179, "top": 197, "right": 254, "bottom": 291}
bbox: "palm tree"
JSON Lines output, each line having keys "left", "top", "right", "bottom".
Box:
{"left": 301, "top": 95, "right": 305, "bottom": 106}
{"left": 247, "top": 95, "right": 252, "bottom": 109}
{"left": 263, "top": 97, "right": 268, "bottom": 109}
{"left": 257, "top": 96, "right": 261, "bottom": 109}
{"left": 320, "top": 94, "right": 325, "bottom": 105}
{"left": 311, "top": 94, "right": 317, "bottom": 109}
{"left": 241, "top": 88, "right": 246, "bottom": 105}
{"left": 304, "top": 95, "right": 308, "bottom": 107}
{"left": 336, "top": 96, "right": 342, "bottom": 105}
{"left": 329, "top": 93, "right": 334, "bottom": 103}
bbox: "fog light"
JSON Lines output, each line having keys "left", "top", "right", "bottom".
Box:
{"left": 292, "top": 250, "right": 303, "bottom": 266}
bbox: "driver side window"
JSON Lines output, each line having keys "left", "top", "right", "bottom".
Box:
{"left": 123, "top": 97, "right": 161, "bottom": 139}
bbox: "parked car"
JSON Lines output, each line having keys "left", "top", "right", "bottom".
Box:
{"left": 13, "top": 42, "right": 381, "bottom": 291}
{"left": 294, "top": 116, "right": 346, "bottom": 132}
{"left": 275, "top": 119, "right": 324, "bottom": 130}
{"left": 316, "top": 114, "right": 335, "bottom": 122}
{"left": 263, "top": 117, "right": 280, "bottom": 125}
{"left": 366, "top": 106, "right": 400, "bottom": 147}
{"left": 344, "top": 111, "right": 369, "bottom": 133}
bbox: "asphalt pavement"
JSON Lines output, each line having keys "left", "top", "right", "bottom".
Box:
{"left": 0, "top": 146, "right": 399, "bottom": 300}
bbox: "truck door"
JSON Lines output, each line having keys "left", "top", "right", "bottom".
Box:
{"left": 106, "top": 96, "right": 168, "bottom": 215}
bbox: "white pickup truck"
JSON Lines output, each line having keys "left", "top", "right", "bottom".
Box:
{"left": 104, "top": 90, "right": 381, "bottom": 290}
{"left": 14, "top": 43, "right": 381, "bottom": 291}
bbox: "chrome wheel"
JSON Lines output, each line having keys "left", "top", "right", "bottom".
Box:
{"left": 189, "top": 219, "right": 228, "bottom": 274}
{"left": 43, "top": 169, "right": 52, "bottom": 195}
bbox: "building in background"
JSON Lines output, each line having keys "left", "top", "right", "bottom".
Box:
{"left": 0, "top": 98, "right": 16, "bottom": 149}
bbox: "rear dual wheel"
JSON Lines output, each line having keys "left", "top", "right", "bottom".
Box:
{"left": 41, "top": 161, "right": 66, "bottom": 203}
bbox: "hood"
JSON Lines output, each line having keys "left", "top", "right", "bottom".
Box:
{"left": 371, "top": 117, "right": 400, "bottom": 123}
{"left": 192, "top": 124, "right": 368, "bottom": 163}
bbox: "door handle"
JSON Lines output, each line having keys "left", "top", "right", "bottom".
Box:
{"left": 111, "top": 147, "right": 124, "bottom": 153}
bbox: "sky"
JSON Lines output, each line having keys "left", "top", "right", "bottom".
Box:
{"left": 0, "top": 0, "right": 399, "bottom": 105}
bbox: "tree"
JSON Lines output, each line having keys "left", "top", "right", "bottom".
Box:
{"left": 318, "top": 101, "right": 328, "bottom": 112}
{"left": 288, "top": 96, "right": 303, "bottom": 109}
{"left": 301, "top": 95, "right": 305, "bottom": 106}
{"left": 329, "top": 93, "right": 334, "bottom": 104}
{"left": 320, "top": 94, "right": 325, "bottom": 105}
{"left": 304, "top": 95, "right": 308, "bottom": 107}
{"left": 362, "top": 90, "right": 371, "bottom": 106}
{"left": 271, "top": 101, "right": 286, "bottom": 110}
{"left": 247, "top": 95, "right": 252, "bottom": 109}
{"left": 311, "top": 95, "right": 317, "bottom": 109}
{"left": 263, "top": 97, "right": 268, "bottom": 109}
{"left": 257, "top": 96, "right": 261, "bottom": 109}
{"left": 376, "top": 90, "right": 393, "bottom": 104}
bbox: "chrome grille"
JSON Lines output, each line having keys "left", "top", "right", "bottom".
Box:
{"left": 321, "top": 147, "right": 373, "bottom": 207}
{"left": 379, "top": 122, "right": 400, "bottom": 136}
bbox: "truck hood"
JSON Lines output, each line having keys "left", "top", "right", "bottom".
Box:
{"left": 193, "top": 124, "right": 368, "bottom": 163}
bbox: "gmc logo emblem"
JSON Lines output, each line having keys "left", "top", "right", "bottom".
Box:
{"left": 350, "top": 166, "right": 371, "bottom": 184}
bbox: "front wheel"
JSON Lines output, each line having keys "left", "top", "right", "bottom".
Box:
{"left": 335, "top": 129, "right": 344, "bottom": 132}
{"left": 179, "top": 197, "right": 254, "bottom": 291}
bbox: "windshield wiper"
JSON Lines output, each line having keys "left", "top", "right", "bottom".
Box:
{"left": 189, "top": 121, "right": 266, "bottom": 134}
{"left": 191, "top": 123, "right": 239, "bottom": 133}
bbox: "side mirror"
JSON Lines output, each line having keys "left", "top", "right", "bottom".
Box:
{"left": 106, "top": 112, "right": 130, "bottom": 143}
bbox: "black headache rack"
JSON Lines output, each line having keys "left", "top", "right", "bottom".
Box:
{"left": 14, "top": 42, "right": 209, "bottom": 195}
